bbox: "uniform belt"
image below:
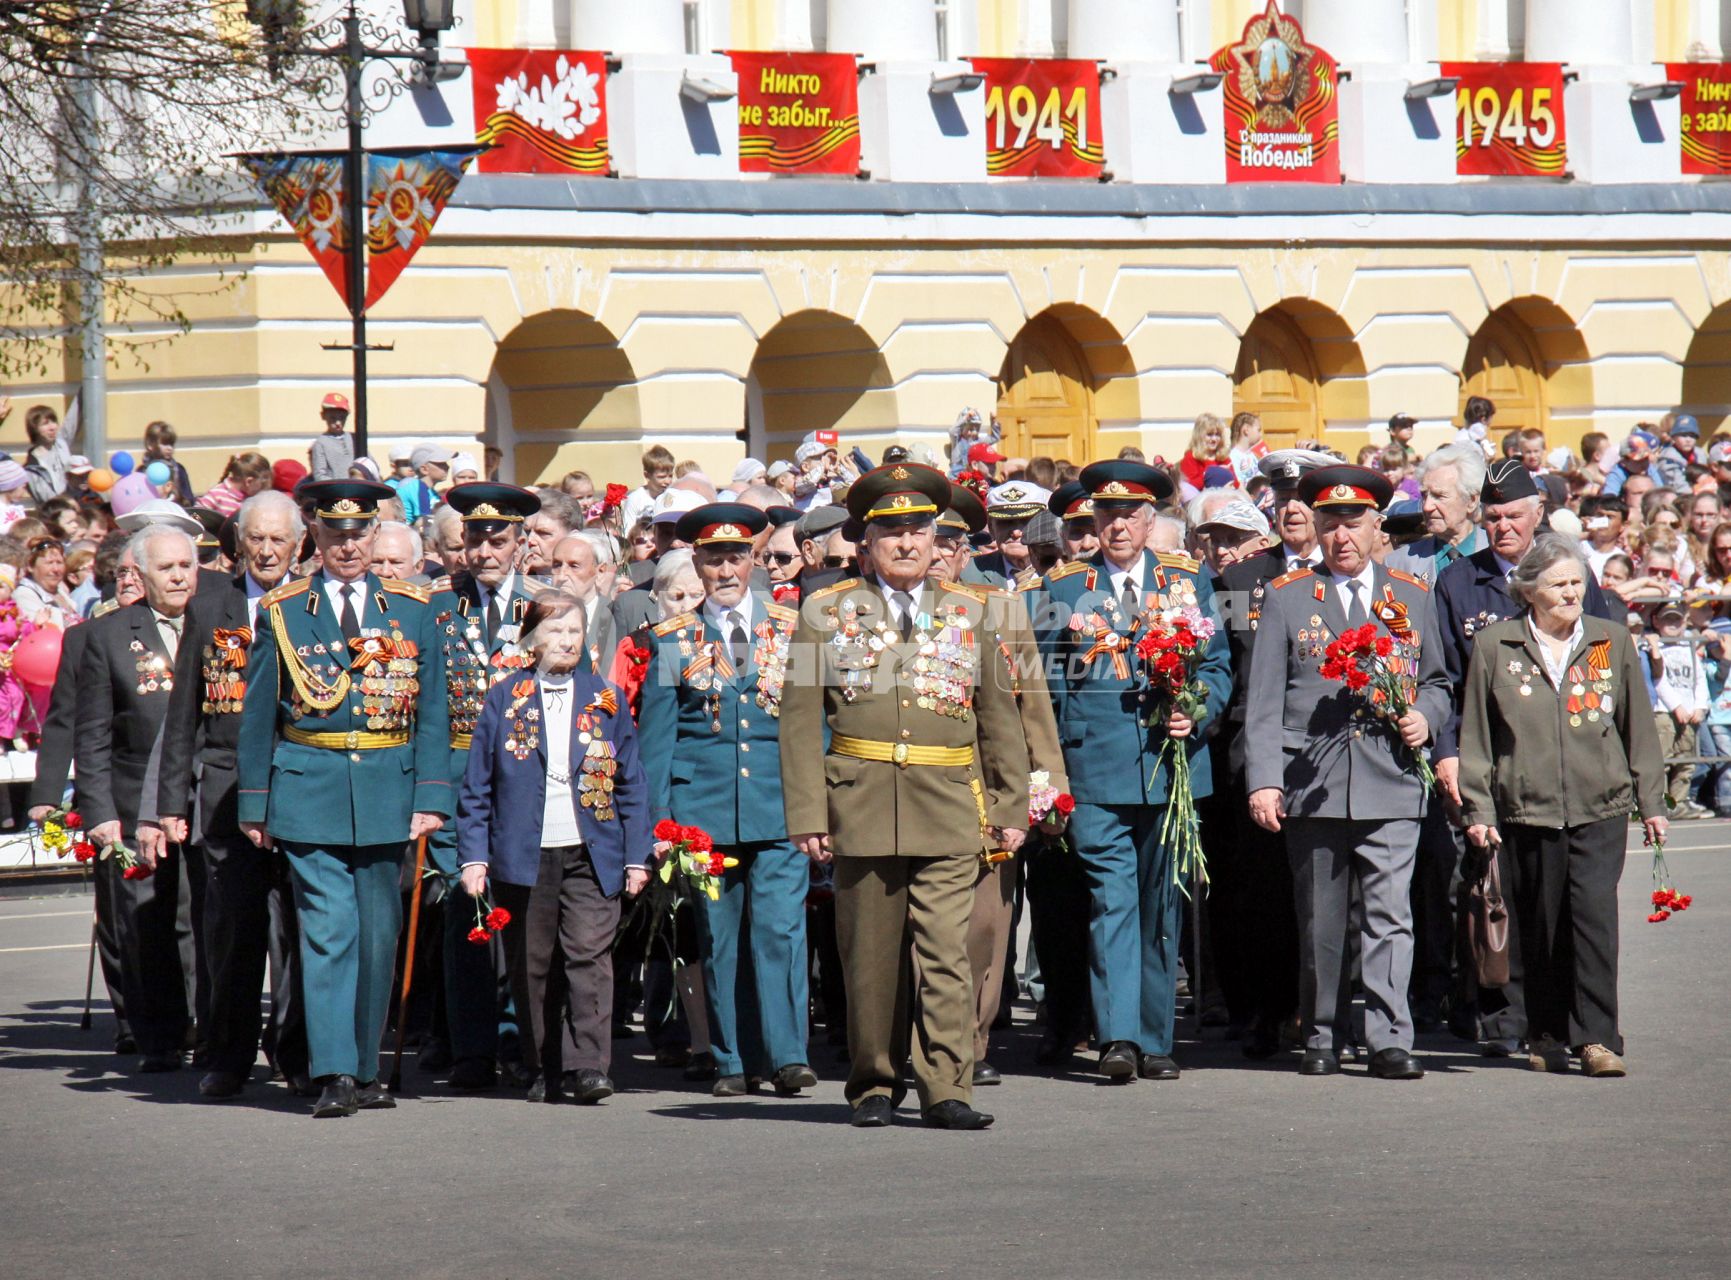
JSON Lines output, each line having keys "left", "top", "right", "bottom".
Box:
{"left": 283, "top": 726, "right": 411, "bottom": 751}
{"left": 830, "top": 734, "right": 974, "bottom": 769}
{"left": 450, "top": 732, "right": 473, "bottom": 751}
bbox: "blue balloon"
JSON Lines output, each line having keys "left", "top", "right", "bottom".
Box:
{"left": 144, "top": 460, "right": 171, "bottom": 487}
{"left": 110, "top": 450, "right": 135, "bottom": 477}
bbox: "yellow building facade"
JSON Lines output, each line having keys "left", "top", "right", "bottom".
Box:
{"left": 7, "top": 0, "right": 1731, "bottom": 488}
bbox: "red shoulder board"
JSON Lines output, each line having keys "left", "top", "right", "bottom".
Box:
{"left": 1386, "top": 568, "right": 1430, "bottom": 593}
{"left": 1269, "top": 567, "right": 1314, "bottom": 589}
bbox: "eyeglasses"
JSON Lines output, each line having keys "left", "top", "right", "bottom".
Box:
{"left": 764, "top": 551, "right": 797, "bottom": 566}
{"left": 821, "top": 556, "right": 852, "bottom": 569}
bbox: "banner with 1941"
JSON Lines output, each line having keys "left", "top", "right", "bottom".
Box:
{"left": 970, "top": 58, "right": 1104, "bottom": 178}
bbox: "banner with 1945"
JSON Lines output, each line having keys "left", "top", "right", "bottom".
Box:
{"left": 1440, "top": 62, "right": 1567, "bottom": 177}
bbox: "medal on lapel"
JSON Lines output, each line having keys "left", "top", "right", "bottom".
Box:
{"left": 504, "top": 679, "right": 539, "bottom": 760}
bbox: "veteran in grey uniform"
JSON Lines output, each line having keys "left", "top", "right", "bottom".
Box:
{"left": 1246, "top": 466, "right": 1453, "bottom": 1080}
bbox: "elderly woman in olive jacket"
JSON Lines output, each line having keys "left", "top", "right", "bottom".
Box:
{"left": 1458, "top": 534, "right": 1666, "bottom": 1080}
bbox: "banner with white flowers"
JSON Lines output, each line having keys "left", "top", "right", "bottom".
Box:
{"left": 468, "top": 48, "right": 609, "bottom": 175}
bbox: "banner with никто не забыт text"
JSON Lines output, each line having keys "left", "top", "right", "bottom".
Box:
{"left": 1669, "top": 62, "right": 1731, "bottom": 175}
{"left": 730, "top": 50, "right": 860, "bottom": 175}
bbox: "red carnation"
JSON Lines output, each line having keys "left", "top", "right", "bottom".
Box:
{"left": 653, "top": 819, "right": 682, "bottom": 843}
{"left": 1374, "top": 636, "right": 1394, "bottom": 658}
{"left": 1648, "top": 910, "right": 1670, "bottom": 923}
{"left": 707, "top": 853, "right": 726, "bottom": 876}
{"left": 467, "top": 926, "right": 492, "bottom": 945}
{"left": 603, "top": 483, "right": 629, "bottom": 508}
{"left": 1676, "top": 894, "right": 1693, "bottom": 911}
{"left": 122, "top": 864, "right": 152, "bottom": 881}
{"left": 686, "top": 828, "right": 714, "bottom": 854}
{"left": 64, "top": 812, "right": 83, "bottom": 829}
{"left": 72, "top": 841, "right": 95, "bottom": 863}
{"left": 1345, "top": 669, "right": 1371, "bottom": 692}
{"left": 1320, "top": 659, "right": 1345, "bottom": 681}
{"left": 1053, "top": 793, "right": 1075, "bottom": 816}
{"left": 485, "top": 907, "right": 511, "bottom": 931}
{"left": 628, "top": 642, "right": 652, "bottom": 668}
{"left": 772, "top": 583, "right": 800, "bottom": 605}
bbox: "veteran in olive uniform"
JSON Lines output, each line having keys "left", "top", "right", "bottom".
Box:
{"left": 638, "top": 503, "right": 815, "bottom": 1098}
{"left": 781, "top": 464, "right": 1030, "bottom": 1131}
{"left": 1034, "top": 461, "right": 1232, "bottom": 1083}
{"left": 1246, "top": 466, "right": 1453, "bottom": 1081}
{"left": 424, "top": 482, "right": 542, "bottom": 1090}
{"left": 237, "top": 480, "right": 451, "bottom": 1118}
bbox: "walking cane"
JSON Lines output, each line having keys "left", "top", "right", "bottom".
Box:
{"left": 388, "top": 834, "right": 429, "bottom": 1094}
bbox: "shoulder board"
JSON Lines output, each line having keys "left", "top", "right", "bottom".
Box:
{"left": 765, "top": 602, "right": 798, "bottom": 625}
{"left": 653, "top": 611, "right": 697, "bottom": 637}
{"left": 1048, "top": 562, "right": 1093, "bottom": 582}
{"left": 805, "top": 578, "right": 861, "bottom": 602}
{"left": 91, "top": 598, "right": 119, "bottom": 619}
{"left": 259, "top": 577, "right": 311, "bottom": 610}
{"left": 380, "top": 579, "right": 431, "bottom": 603}
{"left": 1269, "top": 567, "right": 1314, "bottom": 589}
{"left": 1386, "top": 568, "right": 1430, "bottom": 593}
{"left": 428, "top": 574, "right": 453, "bottom": 594}
{"left": 943, "top": 581, "right": 992, "bottom": 603}
{"left": 1156, "top": 551, "right": 1201, "bottom": 573}
{"left": 1013, "top": 567, "right": 1041, "bottom": 589}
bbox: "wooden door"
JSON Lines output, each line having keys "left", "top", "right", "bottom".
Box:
{"left": 1461, "top": 310, "right": 1546, "bottom": 434}
{"left": 1233, "top": 310, "right": 1320, "bottom": 447}
{"left": 997, "top": 314, "right": 1095, "bottom": 463}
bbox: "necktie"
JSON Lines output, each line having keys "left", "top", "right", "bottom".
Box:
{"left": 1120, "top": 575, "right": 1140, "bottom": 619}
{"left": 892, "top": 591, "right": 916, "bottom": 642}
{"left": 1345, "top": 579, "right": 1369, "bottom": 629}
{"left": 484, "top": 590, "right": 502, "bottom": 650}
{"left": 338, "top": 584, "right": 361, "bottom": 645}
{"left": 158, "top": 616, "right": 182, "bottom": 661}
{"left": 728, "top": 614, "right": 749, "bottom": 669}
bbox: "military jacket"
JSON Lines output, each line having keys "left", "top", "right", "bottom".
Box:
{"left": 429, "top": 571, "right": 537, "bottom": 750}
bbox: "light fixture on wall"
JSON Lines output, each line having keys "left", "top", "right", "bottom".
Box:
{"left": 680, "top": 71, "right": 737, "bottom": 103}
{"left": 1629, "top": 81, "right": 1683, "bottom": 102}
{"left": 929, "top": 72, "right": 985, "bottom": 96}
{"left": 1404, "top": 76, "right": 1460, "bottom": 100}
{"left": 1170, "top": 72, "right": 1223, "bottom": 95}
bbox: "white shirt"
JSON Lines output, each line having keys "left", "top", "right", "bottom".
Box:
{"left": 874, "top": 577, "right": 925, "bottom": 631}
{"left": 244, "top": 573, "right": 269, "bottom": 631}
{"left": 1102, "top": 555, "right": 1145, "bottom": 607}
{"left": 478, "top": 571, "right": 517, "bottom": 621}
{"left": 539, "top": 677, "right": 583, "bottom": 847}
{"left": 1527, "top": 615, "right": 1585, "bottom": 690}
{"left": 703, "top": 590, "right": 755, "bottom": 643}
{"left": 152, "top": 608, "right": 184, "bottom": 661}
{"left": 322, "top": 576, "right": 367, "bottom": 628}
{"left": 1331, "top": 565, "right": 1377, "bottom": 622}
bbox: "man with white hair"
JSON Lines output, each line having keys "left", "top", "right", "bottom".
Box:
{"left": 370, "top": 520, "right": 423, "bottom": 581}
{"left": 152, "top": 489, "right": 311, "bottom": 1098}
{"left": 549, "top": 531, "right": 618, "bottom": 670}
{"left": 1385, "top": 443, "right": 1488, "bottom": 585}
{"left": 430, "top": 504, "right": 464, "bottom": 571}
{"left": 76, "top": 524, "right": 201, "bottom": 1074}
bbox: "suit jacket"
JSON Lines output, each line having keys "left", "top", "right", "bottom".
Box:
{"left": 75, "top": 604, "right": 180, "bottom": 835}
{"left": 585, "top": 595, "right": 619, "bottom": 676}
{"left": 1033, "top": 548, "right": 1231, "bottom": 805}
{"left": 156, "top": 573, "right": 256, "bottom": 841}
{"left": 637, "top": 590, "right": 797, "bottom": 846}
{"left": 779, "top": 576, "right": 1030, "bottom": 856}
{"left": 1382, "top": 530, "right": 1486, "bottom": 588}
{"left": 236, "top": 571, "right": 450, "bottom": 845}
{"left": 456, "top": 668, "right": 649, "bottom": 895}
{"left": 1245, "top": 563, "right": 1453, "bottom": 821}
{"left": 1432, "top": 546, "right": 1620, "bottom": 760}
{"left": 1213, "top": 544, "right": 1287, "bottom": 778}
{"left": 27, "top": 610, "right": 104, "bottom": 812}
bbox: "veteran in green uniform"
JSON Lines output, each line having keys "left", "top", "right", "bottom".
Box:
{"left": 781, "top": 464, "right": 1030, "bottom": 1131}
{"left": 238, "top": 480, "right": 450, "bottom": 1118}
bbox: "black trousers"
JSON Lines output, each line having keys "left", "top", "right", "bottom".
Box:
{"left": 1199, "top": 780, "right": 1299, "bottom": 1030}
{"left": 202, "top": 826, "right": 308, "bottom": 1077}
{"left": 92, "top": 853, "right": 129, "bottom": 1042}
{"left": 1024, "top": 834, "right": 1092, "bottom": 1046}
{"left": 114, "top": 842, "right": 194, "bottom": 1057}
{"left": 1502, "top": 818, "right": 1626, "bottom": 1053}
{"left": 495, "top": 845, "right": 620, "bottom": 1079}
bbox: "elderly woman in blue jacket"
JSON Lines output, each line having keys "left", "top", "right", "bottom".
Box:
{"left": 458, "top": 593, "right": 652, "bottom": 1104}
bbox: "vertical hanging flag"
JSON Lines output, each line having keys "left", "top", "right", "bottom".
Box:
{"left": 730, "top": 51, "right": 860, "bottom": 174}
{"left": 1210, "top": 0, "right": 1340, "bottom": 183}
{"left": 467, "top": 48, "right": 610, "bottom": 174}
{"left": 362, "top": 146, "right": 482, "bottom": 308}
{"left": 237, "top": 151, "right": 353, "bottom": 304}
{"left": 971, "top": 58, "right": 1104, "bottom": 178}
{"left": 1441, "top": 62, "right": 1566, "bottom": 176}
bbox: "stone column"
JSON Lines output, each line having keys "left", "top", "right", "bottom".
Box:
{"left": 1068, "top": 0, "right": 1181, "bottom": 62}
{"left": 828, "top": 0, "right": 937, "bottom": 60}
{"left": 516, "top": 0, "right": 560, "bottom": 48}
{"left": 835, "top": 0, "right": 983, "bottom": 181}
{"left": 1298, "top": 0, "right": 1409, "bottom": 67}
{"left": 1687, "top": 0, "right": 1725, "bottom": 62}
{"left": 1473, "top": 0, "right": 1511, "bottom": 60}
{"left": 1525, "top": 0, "right": 1633, "bottom": 64}
{"left": 567, "top": 0, "right": 684, "bottom": 53}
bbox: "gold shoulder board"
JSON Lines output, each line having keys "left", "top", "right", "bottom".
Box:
{"left": 381, "top": 579, "right": 431, "bottom": 603}
{"left": 653, "top": 611, "right": 697, "bottom": 637}
{"left": 1269, "top": 568, "right": 1314, "bottom": 589}
{"left": 259, "top": 576, "right": 312, "bottom": 610}
{"left": 1386, "top": 568, "right": 1430, "bottom": 593}
{"left": 1156, "top": 551, "right": 1200, "bottom": 573}
{"left": 805, "top": 578, "right": 861, "bottom": 602}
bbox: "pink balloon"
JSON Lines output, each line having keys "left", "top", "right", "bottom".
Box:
{"left": 13, "top": 625, "right": 62, "bottom": 689}
{"left": 108, "top": 471, "right": 156, "bottom": 516}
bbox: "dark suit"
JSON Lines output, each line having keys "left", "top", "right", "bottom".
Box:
{"left": 29, "top": 612, "right": 127, "bottom": 1041}
{"left": 156, "top": 574, "right": 307, "bottom": 1080}
{"left": 76, "top": 604, "right": 194, "bottom": 1058}
{"left": 457, "top": 669, "right": 650, "bottom": 1081}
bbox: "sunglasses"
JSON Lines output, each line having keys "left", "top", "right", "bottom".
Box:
{"left": 821, "top": 556, "right": 853, "bottom": 569}
{"left": 764, "top": 551, "right": 797, "bottom": 566}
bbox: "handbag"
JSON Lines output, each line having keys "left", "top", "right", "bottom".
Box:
{"left": 1465, "top": 840, "right": 1511, "bottom": 988}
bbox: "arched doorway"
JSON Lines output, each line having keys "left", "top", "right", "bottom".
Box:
{"left": 1234, "top": 309, "right": 1321, "bottom": 445}
{"left": 1682, "top": 301, "right": 1731, "bottom": 436}
{"left": 997, "top": 313, "right": 1095, "bottom": 461}
{"left": 485, "top": 309, "right": 637, "bottom": 483}
{"left": 745, "top": 310, "right": 895, "bottom": 460}
{"left": 1461, "top": 308, "right": 1547, "bottom": 434}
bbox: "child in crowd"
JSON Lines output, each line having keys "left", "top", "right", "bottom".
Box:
{"left": 1227, "top": 411, "right": 1265, "bottom": 486}
{"left": 309, "top": 392, "right": 355, "bottom": 481}
{"left": 0, "top": 564, "right": 36, "bottom": 750}
{"left": 1647, "top": 602, "right": 1713, "bottom": 819}
{"left": 142, "top": 420, "right": 195, "bottom": 505}
{"left": 1700, "top": 626, "right": 1731, "bottom": 818}
{"left": 1386, "top": 413, "right": 1419, "bottom": 466}
{"left": 620, "top": 444, "right": 677, "bottom": 531}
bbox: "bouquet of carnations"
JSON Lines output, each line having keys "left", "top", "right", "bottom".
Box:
{"left": 38, "top": 805, "right": 97, "bottom": 866}
{"left": 653, "top": 820, "right": 736, "bottom": 901}
{"left": 1648, "top": 840, "right": 1693, "bottom": 924}
{"left": 1319, "top": 623, "right": 1436, "bottom": 792}
{"left": 420, "top": 865, "right": 511, "bottom": 943}
{"left": 1133, "top": 607, "right": 1216, "bottom": 892}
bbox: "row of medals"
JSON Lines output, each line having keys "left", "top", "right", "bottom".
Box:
{"left": 827, "top": 604, "right": 976, "bottom": 715}
{"left": 1512, "top": 659, "right": 1615, "bottom": 727}
{"left": 132, "top": 641, "right": 172, "bottom": 695}
{"left": 357, "top": 653, "right": 418, "bottom": 730}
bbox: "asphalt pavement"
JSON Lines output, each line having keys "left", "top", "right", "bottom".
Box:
{"left": 2, "top": 826, "right": 1728, "bottom": 1279}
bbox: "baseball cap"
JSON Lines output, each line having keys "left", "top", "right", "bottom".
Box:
{"left": 795, "top": 441, "right": 828, "bottom": 464}
{"left": 272, "top": 458, "right": 308, "bottom": 493}
{"left": 968, "top": 442, "right": 1006, "bottom": 465}
{"left": 388, "top": 443, "right": 414, "bottom": 463}
{"left": 1197, "top": 499, "right": 1271, "bottom": 538}
{"left": 1387, "top": 412, "right": 1416, "bottom": 431}
{"left": 1671, "top": 413, "right": 1700, "bottom": 438}
{"left": 1202, "top": 464, "right": 1235, "bottom": 488}
{"left": 410, "top": 445, "right": 453, "bottom": 470}
{"left": 651, "top": 488, "right": 705, "bottom": 524}
{"left": 766, "top": 459, "right": 794, "bottom": 480}
{"left": 322, "top": 392, "right": 350, "bottom": 412}
{"left": 1622, "top": 430, "right": 1656, "bottom": 458}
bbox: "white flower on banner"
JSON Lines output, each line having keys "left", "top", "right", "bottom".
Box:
{"left": 495, "top": 55, "right": 602, "bottom": 141}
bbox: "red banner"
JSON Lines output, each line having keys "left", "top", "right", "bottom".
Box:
{"left": 972, "top": 58, "right": 1104, "bottom": 178}
{"left": 1209, "top": 1, "right": 1339, "bottom": 183}
{"left": 467, "top": 48, "right": 609, "bottom": 175}
{"left": 730, "top": 51, "right": 860, "bottom": 175}
{"left": 1669, "top": 62, "right": 1731, "bottom": 175}
{"left": 1441, "top": 62, "right": 1566, "bottom": 177}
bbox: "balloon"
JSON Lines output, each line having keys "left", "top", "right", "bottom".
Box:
{"left": 144, "top": 460, "right": 171, "bottom": 487}
{"left": 108, "top": 471, "right": 156, "bottom": 516}
{"left": 110, "top": 450, "right": 135, "bottom": 476}
{"left": 13, "top": 625, "right": 62, "bottom": 689}
{"left": 85, "top": 468, "right": 115, "bottom": 493}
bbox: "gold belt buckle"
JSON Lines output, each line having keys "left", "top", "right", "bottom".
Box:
{"left": 345, "top": 730, "right": 359, "bottom": 750}
{"left": 892, "top": 741, "right": 909, "bottom": 766}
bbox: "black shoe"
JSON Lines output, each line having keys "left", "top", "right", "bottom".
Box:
{"left": 682, "top": 1051, "right": 718, "bottom": 1082}
{"left": 1034, "top": 1034, "right": 1076, "bottom": 1067}
{"left": 417, "top": 1040, "right": 453, "bottom": 1073}
{"left": 1242, "top": 1022, "right": 1281, "bottom": 1061}
{"left": 564, "top": 1069, "right": 615, "bottom": 1104}
{"left": 972, "top": 1061, "right": 1002, "bottom": 1086}
{"left": 849, "top": 1095, "right": 894, "bottom": 1128}
{"left": 1098, "top": 1041, "right": 1138, "bottom": 1081}
{"left": 286, "top": 1072, "right": 318, "bottom": 1099}
{"left": 1368, "top": 1048, "right": 1425, "bottom": 1080}
{"left": 498, "top": 1058, "right": 533, "bottom": 1089}
{"left": 772, "top": 1063, "right": 818, "bottom": 1096}
{"left": 712, "top": 1073, "right": 748, "bottom": 1097}
{"left": 1299, "top": 1050, "right": 1340, "bottom": 1077}
{"left": 138, "top": 1051, "right": 182, "bottom": 1074}
{"left": 312, "top": 1075, "right": 357, "bottom": 1117}
{"left": 1481, "top": 1037, "right": 1522, "bottom": 1058}
{"left": 354, "top": 1079, "right": 396, "bottom": 1109}
{"left": 1137, "top": 1054, "right": 1180, "bottom": 1081}
{"left": 198, "top": 1070, "right": 245, "bottom": 1098}
{"left": 448, "top": 1058, "right": 497, "bottom": 1091}
{"left": 114, "top": 1033, "right": 137, "bottom": 1056}
{"left": 923, "top": 1099, "right": 995, "bottom": 1131}
{"left": 654, "top": 1044, "right": 692, "bottom": 1068}
{"left": 526, "top": 1076, "right": 548, "bottom": 1104}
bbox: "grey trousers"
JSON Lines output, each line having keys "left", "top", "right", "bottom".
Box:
{"left": 1285, "top": 817, "right": 1420, "bottom": 1055}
